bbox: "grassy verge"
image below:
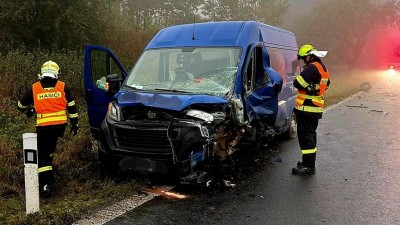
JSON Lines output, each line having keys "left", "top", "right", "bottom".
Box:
{"left": 324, "top": 69, "right": 385, "bottom": 106}
{"left": 3, "top": 182, "right": 141, "bottom": 225}
{"left": 0, "top": 98, "right": 152, "bottom": 225}
{"left": 0, "top": 64, "right": 385, "bottom": 224}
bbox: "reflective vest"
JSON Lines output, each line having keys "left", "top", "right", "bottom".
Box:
{"left": 33, "top": 81, "right": 67, "bottom": 126}
{"left": 295, "top": 62, "right": 330, "bottom": 113}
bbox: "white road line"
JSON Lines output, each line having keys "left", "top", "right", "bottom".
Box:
{"left": 72, "top": 185, "right": 174, "bottom": 225}
{"left": 324, "top": 91, "right": 363, "bottom": 112}
{"left": 325, "top": 79, "right": 387, "bottom": 112}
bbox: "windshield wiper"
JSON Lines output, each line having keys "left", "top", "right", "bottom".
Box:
{"left": 123, "top": 84, "right": 142, "bottom": 90}
{"left": 154, "top": 88, "right": 191, "bottom": 93}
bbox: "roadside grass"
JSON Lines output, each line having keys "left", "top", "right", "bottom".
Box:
{"left": 0, "top": 46, "right": 386, "bottom": 225}
{"left": 0, "top": 98, "right": 147, "bottom": 225}
{"left": 3, "top": 180, "right": 141, "bottom": 225}
{"left": 324, "top": 69, "right": 385, "bottom": 106}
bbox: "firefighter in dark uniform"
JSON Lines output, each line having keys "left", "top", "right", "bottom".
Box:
{"left": 292, "top": 45, "right": 330, "bottom": 175}
{"left": 17, "top": 60, "right": 80, "bottom": 196}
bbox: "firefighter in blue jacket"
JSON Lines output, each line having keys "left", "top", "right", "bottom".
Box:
{"left": 17, "top": 60, "right": 80, "bottom": 197}
{"left": 292, "top": 45, "right": 330, "bottom": 175}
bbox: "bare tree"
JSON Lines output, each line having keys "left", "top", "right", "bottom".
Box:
{"left": 293, "top": 0, "right": 400, "bottom": 72}
{"left": 203, "top": 0, "right": 289, "bottom": 26}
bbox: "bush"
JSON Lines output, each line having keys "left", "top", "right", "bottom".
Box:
{"left": 0, "top": 48, "right": 90, "bottom": 200}
{"left": 0, "top": 48, "right": 84, "bottom": 99}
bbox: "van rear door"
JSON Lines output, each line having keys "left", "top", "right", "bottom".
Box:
{"left": 83, "top": 45, "right": 127, "bottom": 138}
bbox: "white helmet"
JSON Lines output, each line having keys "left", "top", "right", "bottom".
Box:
{"left": 40, "top": 60, "right": 60, "bottom": 79}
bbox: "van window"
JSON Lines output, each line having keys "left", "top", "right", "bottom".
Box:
{"left": 90, "top": 50, "right": 123, "bottom": 90}
{"left": 255, "top": 46, "right": 269, "bottom": 88}
{"left": 245, "top": 46, "right": 269, "bottom": 92}
{"left": 266, "top": 47, "right": 286, "bottom": 84}
{"left": 125, "top": 47, "right": 241, "bottom": 97}
{"left": 90, "top": 50, "right": 107, "bottom": 87}
{"left": 288, "top": 52, "right": 301, "bottom": 76}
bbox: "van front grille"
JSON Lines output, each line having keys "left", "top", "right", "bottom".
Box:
{"left": 111, "top": 123, "right": 179, "bottom": 158}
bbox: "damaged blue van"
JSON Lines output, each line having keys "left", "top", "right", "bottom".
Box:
{"left": 84, "top": 21, "right": 299, "bottom": 181}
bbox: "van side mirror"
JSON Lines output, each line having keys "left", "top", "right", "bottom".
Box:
{"left": 106, "top": 74, "right": 124, "bottom": 96}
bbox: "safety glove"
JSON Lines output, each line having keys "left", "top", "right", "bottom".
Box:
{"left": 70, "top": 124, "right": 80, "bottom": 136}
{"left": 305, "top": 83, "right": 317, "bottom": 94}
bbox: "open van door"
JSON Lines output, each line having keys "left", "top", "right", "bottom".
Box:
{"left": 242, "top": 43, "right": 282, "bottom": 123}
{"left": 83, "top": 45, "right": 127, "bottom": 138}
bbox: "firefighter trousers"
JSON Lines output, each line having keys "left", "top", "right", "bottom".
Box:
{"left": 36, "top": 125, "right": 65, "bottom": 190}
{"left": 295, "top": 109, "right": 320, "bottom": 168}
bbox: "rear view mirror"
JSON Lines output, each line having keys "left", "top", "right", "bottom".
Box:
{"left": 106, "top": 74, "right": 124, "bottom": 96}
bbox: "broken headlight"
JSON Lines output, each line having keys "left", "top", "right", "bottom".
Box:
{"left": 107, "top": 101, "right": 122, "bottom": 121}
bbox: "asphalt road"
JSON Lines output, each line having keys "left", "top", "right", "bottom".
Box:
{"left": 102, "top": 78, "right": 400, "bottom": 225}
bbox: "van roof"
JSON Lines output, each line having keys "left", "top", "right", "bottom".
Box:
{"left": 146, "top": 21, "right": 297, "bottom": 50}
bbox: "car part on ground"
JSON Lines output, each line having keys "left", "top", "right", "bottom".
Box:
{"left": 359, "top": 82, "right": 372, "bottom": 92}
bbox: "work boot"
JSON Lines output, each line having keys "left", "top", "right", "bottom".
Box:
{"left": 292, "top": 164, "right": 316, "bottom": 175}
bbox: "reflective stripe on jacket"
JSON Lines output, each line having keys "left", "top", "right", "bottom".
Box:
{"left": 295, "top": 62, "right": 330, "bottom": 113}
{"left": 33, "top": 81, "right": 67, "bottom": 126}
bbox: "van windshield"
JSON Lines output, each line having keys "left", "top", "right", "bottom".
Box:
{"left": 125, "top": 47, "right": 241, "bottom": 97}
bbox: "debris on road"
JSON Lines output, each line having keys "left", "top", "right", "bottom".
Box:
{"left": 142, "top": 186, "right": 186, "bottom": 199}
{"left": 274, "top": 156, "right": 283, "bottom": 163}
{"left": 359, "top": 82, "right": 372, "bottom": 91}
{"left": 369, "top": 109, "right": 384, "bottom": 113}
{"left": 222, "top": 180, "right": 236, "bottom": 188}
{"left": 346, "top": 105, "right": 369, "bottom": 108}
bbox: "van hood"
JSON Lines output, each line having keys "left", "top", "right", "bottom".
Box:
{"left": 115, "top": 91, "right": 228, "bottom": 111}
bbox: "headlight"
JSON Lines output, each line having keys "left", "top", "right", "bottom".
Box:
{"left": 107, "top": 102, "right": 122, "bottom": 121}
{"left": 186, "top": 109, "right": 214, "bottom": 122}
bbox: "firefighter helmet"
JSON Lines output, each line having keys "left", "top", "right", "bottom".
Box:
{"left": 40, "top": 60, "right": 60, "bottom": 79}
{"left": 298, "top": 44, "right": 328, "bottom": 59}
{"left": 298, "top": 44, "right": 316, "bottom": 58}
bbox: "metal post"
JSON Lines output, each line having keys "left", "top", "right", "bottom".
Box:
{"left": 23, "top": 133, "right": 39, "bottom": 214}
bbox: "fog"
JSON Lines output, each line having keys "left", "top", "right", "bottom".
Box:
{"left": 283, "top": 0, "right": 324, "bottom": 29}
{"left": 281, "top": 0, "right": 400, "bottom": 75}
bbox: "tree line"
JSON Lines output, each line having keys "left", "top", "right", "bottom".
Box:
{"left": 0, "top": 0, "right": 289, "bottom": 56}
{"left": 0, "top": 0, "right": 399, "bottom": 70}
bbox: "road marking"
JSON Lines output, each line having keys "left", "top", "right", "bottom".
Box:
{"left": 325, "top": 79, "right": 389, "bottom": 112}
{"left": 324, "top": 91, "right": 362, "bottom": 112}
{"left": 72, "top": 185, "right": 175, "bottom": 225}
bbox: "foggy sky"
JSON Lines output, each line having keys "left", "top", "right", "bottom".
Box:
{"left": 284, "top": 0, "right": 389, "bottom": 28}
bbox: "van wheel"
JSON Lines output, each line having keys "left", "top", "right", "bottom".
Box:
{"left": 285, "top": 111, "right": 297, "bottom": 139}
{"left": 98, "top": 141, "right": 119, "bottom": 176}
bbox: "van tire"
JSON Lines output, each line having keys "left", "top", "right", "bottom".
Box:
{"left": 98, "top": 140, "right": 119, "bottom": 176}
{"left": 284, "top": 111, "right": 297, "bottom": 139}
